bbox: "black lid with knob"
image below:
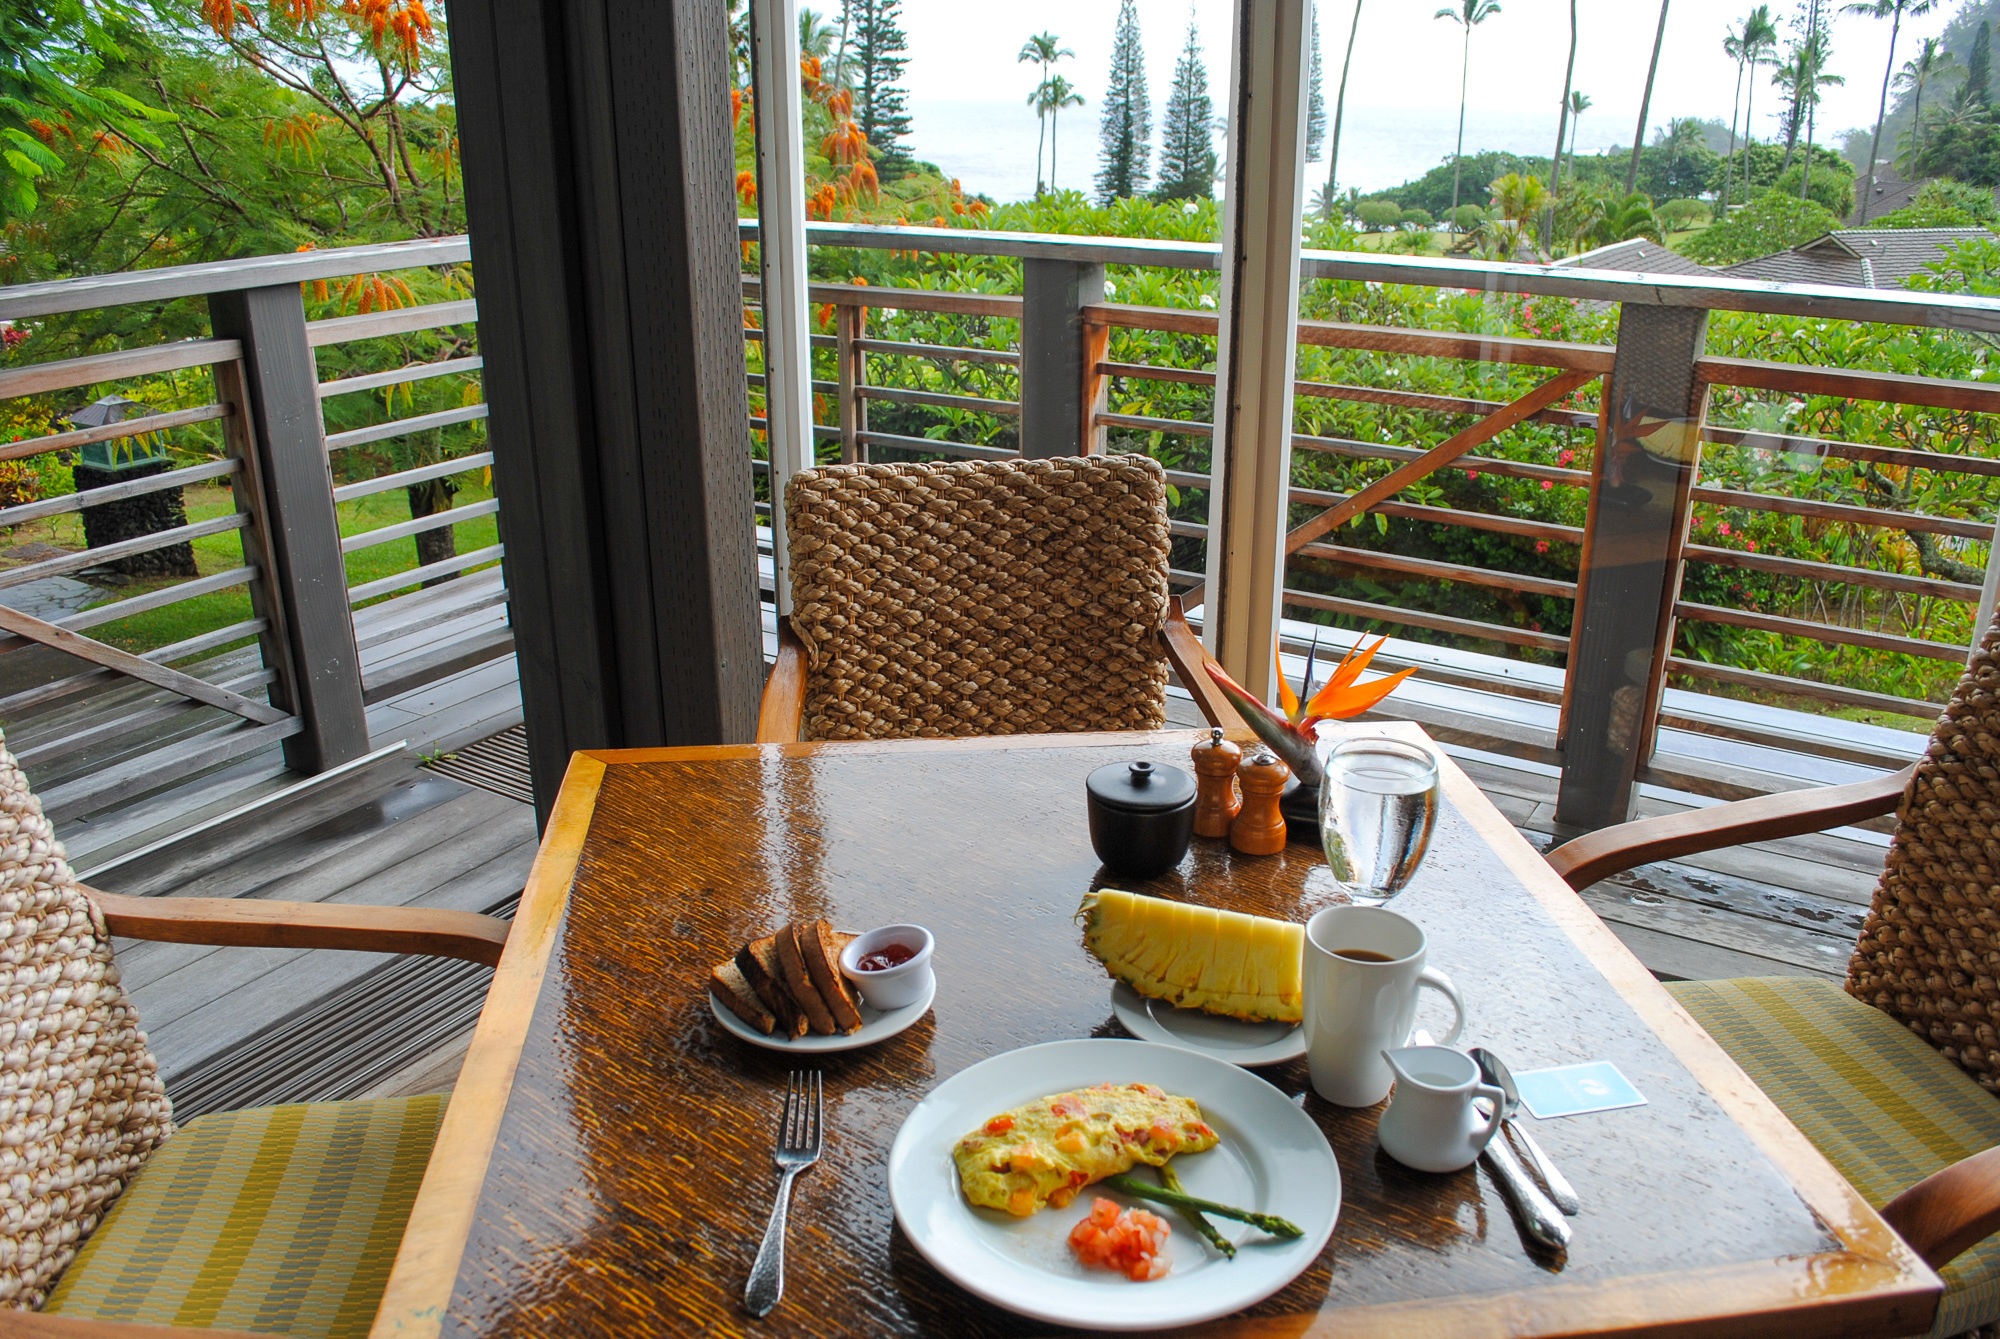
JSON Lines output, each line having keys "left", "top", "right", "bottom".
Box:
{"left": 1085, "top": 760, "right": 1196, "bottom": 814}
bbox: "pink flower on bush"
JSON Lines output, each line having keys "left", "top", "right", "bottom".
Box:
{"left": 1540, "top": 479, "right": 1553, "bottom": 490}
{"left": 1557, "top": 450, "right": 1573, "bottom": 466}
{"left": 1534, "top": 540, "right": 1549, "bottom": 555}
{"left": 1746, "top": 540, "right": 1757, "bottom": 551}
{"left": 1466, "top": 470, "right": 1479, "bottom": 481}
{"left": 1718, "top": 521, "right": 1731, "bottom": 536}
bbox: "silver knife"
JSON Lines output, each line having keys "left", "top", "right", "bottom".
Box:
{"left": 1478, "top": 1101, "right": 1572, "bottom": 1254}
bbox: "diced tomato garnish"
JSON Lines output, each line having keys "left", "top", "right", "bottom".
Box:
{"left": 1068, "top": 1198, "right": 1172, "bottom": 1281}
{"left": 984, "top": 1115, "right": 1015, "bottom": 1134}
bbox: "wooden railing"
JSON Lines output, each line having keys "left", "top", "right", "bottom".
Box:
{"left": 0, "top": 239, "right": 505, "bottom": 809}
{"left": 8, "top": 226, "right": 1999, "bottom": 830}
{"left": 740, "top": 220, "right": 2000, "bottom": 827}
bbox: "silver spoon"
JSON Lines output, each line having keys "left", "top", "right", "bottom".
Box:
{"left": 1471, "top": 1047, "right": 1582, "bottom": 1215}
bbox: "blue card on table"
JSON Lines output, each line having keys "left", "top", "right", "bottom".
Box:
{"left": 1514, "top": 1061, "right": 1646, "bottom": 1119}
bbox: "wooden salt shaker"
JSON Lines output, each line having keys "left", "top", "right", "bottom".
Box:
{"left": 1230, "top": 748, "right": 1291, "bottom": 856}
{"left": 1191, "top": 727, "right": 1242, "bottom": 838}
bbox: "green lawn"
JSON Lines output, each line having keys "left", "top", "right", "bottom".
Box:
{"left": 1, "top": 477, "right": 501, "bottom": 660}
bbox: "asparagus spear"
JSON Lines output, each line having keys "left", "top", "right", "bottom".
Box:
{"left": 1158, "top": 1161, "right": 1235, "bottom": 1259}
{"left": 1102, "top": 1174, "right": 1304, "bottom": 1238}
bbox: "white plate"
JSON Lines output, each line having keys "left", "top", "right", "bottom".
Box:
{"left": 888, "top": 1038, "right": 1339, "bottom": 1332}
{"left": 709, "top": 972, "right": 935, "bottom": 1053}
{"left": 1112, "top": 982, "right": 1306, "bottom": 1067}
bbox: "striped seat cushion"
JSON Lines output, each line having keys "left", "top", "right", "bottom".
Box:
{"left": 42, "top": 1096, "right": 445, "bottom": 1337}
{"left": 1669, "top": 977, "right": 2000, "bottom": 1338}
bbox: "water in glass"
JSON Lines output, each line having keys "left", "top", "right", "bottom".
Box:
{"left": 1319, "top": 738, "right": 1439, "bottom": 906}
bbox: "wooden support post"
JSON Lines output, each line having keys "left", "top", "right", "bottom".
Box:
{"left": 207, "top": 285, "right": 370, "bottom": 775}
{"left": 1555, "top": 304, "right": 1711, "bottom": 831}
{"left": 750, "top": 0, "right": 812, "bottom": 616}
{"left": 1205, "top": 0, "right": 1315, "bottom": 699}
{"left": 837, "top": 304, "right": 866, "bottom": 465}
{"left": 1081, "top": 315, "right": 1111, "bottom": 455}
{"left": 1020, "top": 257, "right": 1105, "bottom": 458}
{"left": 447, "top": 0, "right": 763, "bottom": 820}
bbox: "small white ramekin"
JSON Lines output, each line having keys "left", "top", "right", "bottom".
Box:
{"left": 839, "top": 924, "right": 935, "bottom": 1012}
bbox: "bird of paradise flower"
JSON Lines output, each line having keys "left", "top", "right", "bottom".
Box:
{"left": 1204, "top": 637, "right": 1416, "bottom": 787}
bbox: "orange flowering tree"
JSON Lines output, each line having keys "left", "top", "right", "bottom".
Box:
{"left": 730, "top": 42, "right": 986, "bottom": 230}
{"left": 180, "top": 0, "right": 458, "bottom": 240}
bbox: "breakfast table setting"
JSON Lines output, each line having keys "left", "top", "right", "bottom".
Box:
{"left": 369, "top": 695, "right": 1941, "bottom": 1337}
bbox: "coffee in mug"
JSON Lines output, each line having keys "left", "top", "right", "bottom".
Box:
{"left": 1302, "top": 905, "right": 1465, "bottom": 1106}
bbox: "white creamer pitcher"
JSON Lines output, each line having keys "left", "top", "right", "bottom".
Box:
{"left": 1377, "top": 1045, "right": 1506, "bottom": 1174}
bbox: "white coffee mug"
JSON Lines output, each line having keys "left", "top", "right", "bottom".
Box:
{"left": 1302, "top": 905, "right": 1465, "bottom": 1107}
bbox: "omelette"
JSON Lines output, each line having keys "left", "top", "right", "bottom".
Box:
{"left": 953, "top": 1083, "right": 1220, "bottom": 1217}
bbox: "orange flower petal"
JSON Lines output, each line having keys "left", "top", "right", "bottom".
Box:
{"left": 1275, "top": 642, "right": 1300, "bottom": 723}
{"left": 1305, "top": 665, "right": 1417, "bottom": 724}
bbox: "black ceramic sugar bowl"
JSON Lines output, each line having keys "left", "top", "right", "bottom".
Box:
{"left": 1085, "top": 760, "right": 1197, "bottom": 879}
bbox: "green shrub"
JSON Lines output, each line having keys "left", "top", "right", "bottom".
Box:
{"left": 1657, "top": 198, "right": 1711, "bottom": 232}
{"left": 1681, "top": 190, "right": 1840, "bottom": 265}
{"left": 1355, "top": 200, "right": 1402, "bottom": 231}
{"left": 1446, "top": 204, "right": 1486, "bottom": 232}
{"left": 1772, "top": 163, "right": 1855, "bottom": 219}
{"left": 1398, "top": 206, "right": 1433, "bottom": 230}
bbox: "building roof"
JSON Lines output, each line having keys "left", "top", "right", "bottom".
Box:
{"left": 1722, "top": 228, "right": 1990, "bottom": 289}
{"left": 1849, "top": 163, "right": 1927, "bottom": 225}
{"left": 1550, "top": 238, "right": 1719, "bottom": 278}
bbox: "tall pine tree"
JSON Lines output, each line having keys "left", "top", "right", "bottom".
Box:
{"left": 1156, "top": 19, "right": 1216, "bottom": 199}
{"left": 1967, "top": 20, "right": 1992, "bottom": 109}
{"left": 1307, "top": 9, "right": 1326, "bottom": 162}
{"left": 843, "top": 0, "right": 913, "bottom": 178}
{"left": 1095, "top": 0, "right": 1152, "bottom": 202}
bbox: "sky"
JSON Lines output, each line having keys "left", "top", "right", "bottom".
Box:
{"left": 888, "top": 0, "right": 1962, "bottom": 200}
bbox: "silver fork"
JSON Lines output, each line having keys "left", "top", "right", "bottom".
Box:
{"left": 744, "top": 1070, "right": 823, "bottom": 1318}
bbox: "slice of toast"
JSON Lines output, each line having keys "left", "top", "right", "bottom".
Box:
{"left": 738, "top": 938, "right": 809, "bottom": 1039}
{"left": 777, "top": 922, "right": 839, "bottom": 1035}
{"left": 710, "top": 959, "right": 775, "bottom": 1034}
{"left": 802, "top": 919, "right": 864, "bottom": 1032}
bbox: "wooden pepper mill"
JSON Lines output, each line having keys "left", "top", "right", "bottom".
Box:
{"left": 1191, "top": 728, "right": 1242, "bottom": 838}
{"left": 1230, "top": 748, "right": 1291, "bottom": 856}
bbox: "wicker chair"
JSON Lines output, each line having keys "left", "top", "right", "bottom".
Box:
{"left": 0, "top": 732, "right": 509, "bottom": 1338}
{"left": 1547, "top": 619, "right": 2000, "bottom": 1337}
{"left": 757, "top": 454, "right": 1238, "bottom": 743}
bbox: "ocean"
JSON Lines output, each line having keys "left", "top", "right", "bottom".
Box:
{"left": 907, "top": 97, "right": 1645, "bottom": 205}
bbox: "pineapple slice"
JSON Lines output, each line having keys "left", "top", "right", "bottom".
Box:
{"left": 1077, "top": 889, "right": 1304, "bottom": 1024}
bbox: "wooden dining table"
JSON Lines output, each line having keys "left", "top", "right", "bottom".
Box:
{"left": 369, "top": 724, "right": 1941, "bottom": 1338}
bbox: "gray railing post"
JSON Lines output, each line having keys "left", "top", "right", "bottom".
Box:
{"left": 1554, "top": 304, "right": 1710, "bottom": 830}
{"left": 209, "top": 284, "right": 371, "bottom": 774}
{"left": 1020, "top": 257, "right": 1106, "bottom": 458}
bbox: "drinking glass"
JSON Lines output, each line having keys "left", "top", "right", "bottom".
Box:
{"left": 1318, "top": 737, "right": 1440, "bottom": 906}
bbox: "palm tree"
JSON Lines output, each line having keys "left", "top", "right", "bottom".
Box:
{"left": 799, "top": 7, "right": 837, "bottom": 60}
{"left": 1893, "top": 38, "right": 1958, "bottom": 174}
{"left": 1726, "top": 7, "right": 1779, "bottom": 212}
{"left": 1844, "top": 0, "right": 1938, "bottom": 223}
{"left": 1036, "top": 75, "right": 1085, "bottom": 193}
{"left": 1019, "top": 32, "right": 1073, "bottom": 196}
{"left": 1628, "top": 0, "right": 1672, "bottom": 194}
{"left": 1566, "top": 89, "right": 1590, "bottom": 183}
{"left": 1547, "top": 0, "right": 1578, "bottom": 246}
{"left": 1434, "top": 0, "right": 1501, "bottom": 220}
{"left": 1326, "top": 0, "right": 1365, "bottom": 216}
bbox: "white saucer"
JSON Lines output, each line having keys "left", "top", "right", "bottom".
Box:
{"left": 710, "top": 971, "right": 936, "bottom": 1052}
{"left": 1111, "top": 982, "right": 1306, "bottom": 1066}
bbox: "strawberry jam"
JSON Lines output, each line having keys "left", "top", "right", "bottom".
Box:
{"left": 857, "top": 942, "right": 917, "bottom": 972}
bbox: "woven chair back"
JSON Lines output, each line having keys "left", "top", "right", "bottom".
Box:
{"left": 0, "top": 731, "right": 171, "bottom": 1308}
{"left": 1849, "top": 618, "right": 2000, "bottom": 1092}
{"left": 783, "top": 455, "right": 1174, "bottom": 741}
